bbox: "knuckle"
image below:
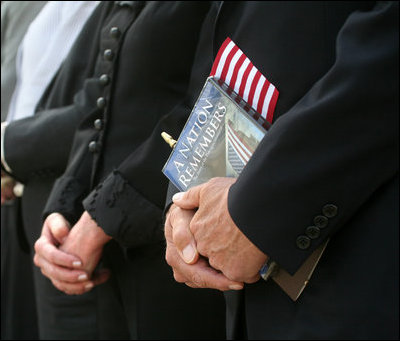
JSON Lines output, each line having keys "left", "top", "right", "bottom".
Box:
{"left": 173, "top": 271, "right": 185, "bottom": 284}
{"left": 191, "top": 272, "right": 205, "bottom": 288}
{"left": 33, "top": 254, "right": 40, "bottom": 267}
{"left": 34, "top": 238, "right": 42, "bottom": 253}
{"left": 172, "top": 226, "right": 190, "bottom": 245}
{"left": 165, "top": 250, "right": 172, "bottom": 266}
{"left": 225, "top": 268, "right": 242, "bottom": 282}
{"left": 208, "top": 257, "right": 221, "bottom": 271}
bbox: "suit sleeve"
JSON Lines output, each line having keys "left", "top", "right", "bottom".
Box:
{"left": 82, "top": 102, "right": 191, "bottom": 247}
{"left": 3, "top": 104, "right": 83, "bottom": 183}
{"left": 228, "top": 1, "right": 399, "bottom": 274}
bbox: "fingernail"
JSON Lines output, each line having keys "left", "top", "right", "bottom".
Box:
{"left": 54, "top": 215, "right": 65, "bottom": 229}
{"left": 85, "top": 283, "right": 94, "bottom": 291}
{"left": 172, "top": 192, "right": 184, "bottom": 202}
{"left": 229, "top": 284, "right": 243, "bottom": 290}
{"left": 72, "top": 261, "right": 82, "bottom": 267}
{"left": 182, "top": 244, "right": 196, "bottom": 263}
{"left": 78, "top": 274, "right": 88, "bottom": 281}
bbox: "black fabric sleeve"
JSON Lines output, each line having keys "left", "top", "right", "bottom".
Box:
{"left": 82, "top": 102, "right": 192, "bottom": 247}
{"left": 3, "top": 105, "right": 83, "bottom": 184}
{"left": 228, "top": 1, "right": 399, "bottom": 274}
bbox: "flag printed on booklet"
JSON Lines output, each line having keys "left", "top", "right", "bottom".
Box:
{"left": 162, "top": 38, "right": 279, "bottom": 191}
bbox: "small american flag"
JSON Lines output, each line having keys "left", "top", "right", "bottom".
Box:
{"left": 210, "top": 37, "right": 279, "bottom": 124}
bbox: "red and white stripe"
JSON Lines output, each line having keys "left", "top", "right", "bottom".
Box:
{"left": 227, "top": 123, "right": 252, "bottom": 164}
{"left": 210, "top": 37, "right": 279, "bottom": 124}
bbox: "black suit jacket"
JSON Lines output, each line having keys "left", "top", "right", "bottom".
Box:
{"left": 167, "top": 1, "right": 398, "bottom": 339}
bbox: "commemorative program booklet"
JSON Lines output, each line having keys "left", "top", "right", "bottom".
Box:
{"left": 162, "top": 76, "right": 327, "bottom": 301}
{"left": 162, "top": 77, "right": 268, "bottom": 191}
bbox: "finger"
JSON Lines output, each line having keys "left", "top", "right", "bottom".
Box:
{"left": 178, "top": 257, "right": 243, "bottom": 291}
{"left": 34, "top": 253, "right": 89, "bottom": 283}
{"left": 172, "top": 184, "right": 203, "bottom": 210}
{"left": 169, "top": 207, "right": 199, "bottom": 264}
{"left": 51, "top": 278, "right": 95, "bottom": 295}
{"left": 34, "top": 236, "right": 83, "bottom": 268}
{"left": 166, "top": 239, "right": 243, "bottom": 291}
{"left": 46, "top": 213, "right": 71, "bottom": 244}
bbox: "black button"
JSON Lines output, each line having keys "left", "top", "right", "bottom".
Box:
{"left": 97, "top": 97, "right": 106, "bottom": 109}
{"left": 314, "top": 215, "right": 328, "bottom": 228}
{"left": 104, "top": 49, "right": 114, "bottom": 61}
{"left": 305, "top": 226, "right": 320, "bottom": 239}
{"left": 323, "top": 204, "right": 338, "bottom": 218}
{"left": 94, "top": 119, "right": 103, "bottom": 130}
{"left": 296, "top": 235, "right": 311, "bottom": 250}
{"left": 110, "top": 27, "right": 121, "bottom": 39}
{"left": 88, "top": 141, "right": 99, "bottom": 153}
{"left": 99, "top": 74, "right": 110, "bottom": 86}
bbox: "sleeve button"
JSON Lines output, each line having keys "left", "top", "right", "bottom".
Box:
{"left": 314, "top": 215, "right": 328, "bottom": 228}
{"left": 305, "top": 226, "right": 320, "bottom": 239}
{"left": 323, "top": 204, "right": 338, "bottom": 218}
{"left": 296, "top": 235, "right": 311, "bottom": 250}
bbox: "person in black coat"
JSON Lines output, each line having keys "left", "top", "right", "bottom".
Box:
{"left": 165, "top": 1, "right": 399, "bottom": 339}
{"left": 32, "top": 2, "right": 226, "bottom": 339}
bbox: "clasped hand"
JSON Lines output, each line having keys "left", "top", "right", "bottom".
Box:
{"left": 33, "top": 211, "right": 111, "bottom": 295}
{"left": 164, "top": 177, "right": 267, "bottom": 291}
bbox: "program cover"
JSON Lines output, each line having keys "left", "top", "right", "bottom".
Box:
{"left": 162, "top": 77, "right": 267, "bottom": 192}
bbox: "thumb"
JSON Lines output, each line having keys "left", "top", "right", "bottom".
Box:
{"left": 48, "top": 213, "right": 71, "bottom": 244}
{"left": 172, "top": 185, "right": 202, "bottom": 210}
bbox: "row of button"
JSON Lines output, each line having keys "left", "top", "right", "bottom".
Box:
{"left": 88, "top": 26, "right": 121, "bottom": 154}
{"left": 296, "top": 204, "right": 338, "bottom": 250}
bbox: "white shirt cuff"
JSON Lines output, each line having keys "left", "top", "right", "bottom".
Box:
{"left": 1, "top": 122, "right": 13, "bottom": 174}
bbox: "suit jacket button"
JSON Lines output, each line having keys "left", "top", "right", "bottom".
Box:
{"left": 323, "top": 204, "right": 338, "bottom": 218}
{"left": 305, "top": 226, "right": 320, "bottom": 239}
{"left": 110, "top": 26, "right": 121, "bottom": 39}
{"left": 99, "top": 74, "right": 110, "bottom": 85}
{"left": 296, "top": 235, "right": 311, "bottom": 250}
{"left": 104, "top": 49, "right": 114, "bottom": 61}
{"left": 97, "top": 97, "right": 106, "bottom": 109}
{"left": 88, "top": 141, "right": 99, "bottom": 153}
{"left": 314, "top": 215, "right": 328, "bottom": 228}
{"left": 94, "top": 119, "right": 103, "bottom": 130}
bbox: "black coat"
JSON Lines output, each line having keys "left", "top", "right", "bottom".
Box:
{"left": 168, "top": 1, "right": 399, "bottom": 339}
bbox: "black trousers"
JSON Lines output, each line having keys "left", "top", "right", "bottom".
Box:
{"left": 98, "top": 241, "right": 227, "bottom": 340}
{"left": 1, "top": 199, "right": 39, "bottom": 340}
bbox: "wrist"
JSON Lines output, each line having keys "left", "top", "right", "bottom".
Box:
{"left": 81, "top": 211, "right": 112, "bottom": 246}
